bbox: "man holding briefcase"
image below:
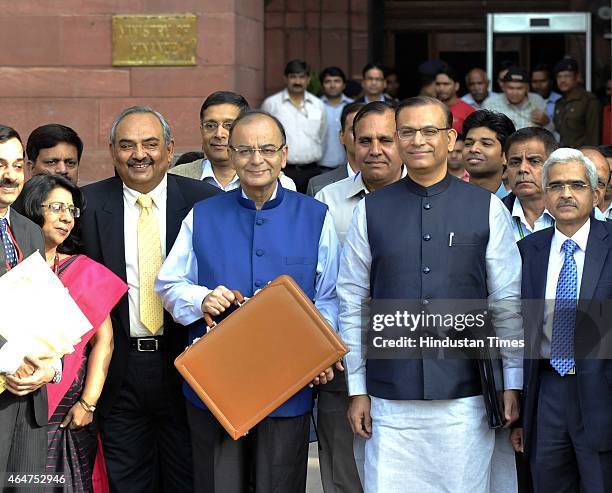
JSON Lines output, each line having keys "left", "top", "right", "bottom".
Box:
{"left": 156, "top": 110, "right": 341, "bottom": 493}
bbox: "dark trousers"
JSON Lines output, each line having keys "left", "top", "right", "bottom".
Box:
{"left": 0, "top": 393, "right": 47, "bottom": 493}
{"left": 317, "top": 388, "right": 362, "bottom": 493}
{"left": 186, "top": 402, "right": 309, "bottom": 493}
{"left": 100, "top": 352, "right": 193, "bottom": 493}
{"left": 531, "top": 371, "right": 612, "bottom": 493}
{"left": 284, "top": 163, "right": 322, "bottom": 194}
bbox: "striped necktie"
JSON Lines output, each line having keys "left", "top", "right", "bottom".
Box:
{"left": 0, "top": 218, "right": 18, "bottom": 269}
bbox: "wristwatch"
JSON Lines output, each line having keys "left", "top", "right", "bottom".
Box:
{"left": 51, "top": 367, "right": 62, "bottom": 384}
{"left": 79, "top": 398, "right": 96, "bottom": 413}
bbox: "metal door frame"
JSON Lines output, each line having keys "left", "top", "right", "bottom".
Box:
{"left": 486, "top": 12, "right": 592, "bottom": 90}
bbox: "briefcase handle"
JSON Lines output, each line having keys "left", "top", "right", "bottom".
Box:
{"left": 203, "top": 290, "right": 245, "bottom": 329}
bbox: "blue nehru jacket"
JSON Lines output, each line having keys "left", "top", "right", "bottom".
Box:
{"left": 365, "top": 175, "right": 492, "bottom": 400}
{"left": 187, "top": 184, "right": 327, "bottom": 417}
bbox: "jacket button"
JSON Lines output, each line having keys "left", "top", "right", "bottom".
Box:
{"left": 255, "top": 280, "right": 263, "bottom": 287}
{"left": 256, "top": 249, "right": 264, "bottom": 256}
{"left": 423, "top": 234, "right": 431, "bottom": 241}
{"left": 256, "top": 218, "right": 264, "bottom": 225}
{"left": 423, "top": 203, "right": 431, "bottom": 210}
{"left": 423, "top": 267, "right": 431, "bottom": 274}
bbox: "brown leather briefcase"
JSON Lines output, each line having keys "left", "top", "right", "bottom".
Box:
{"left": 174, "top": 274, "right": 348, "bottom": 440}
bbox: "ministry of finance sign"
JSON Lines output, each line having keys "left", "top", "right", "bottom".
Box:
{"left": 112, "top": 14, "right": 197, "bottom": 66}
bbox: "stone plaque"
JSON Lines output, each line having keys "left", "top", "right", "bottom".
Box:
{"left": 112, "top": 14, "right": 197, "bottom": 66}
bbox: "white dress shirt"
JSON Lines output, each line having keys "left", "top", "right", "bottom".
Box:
{"left": 315, "top": 167, "right": 407, "bottom": 245}
{"left": 346, "top": 163, "right": 356, "bottom": 179}
{"left": 320, "top": 94, "right": 353, "bottom": 168}
{"left": 155, "top": 183, "right": 341, "bottom": 329}
{"left": 261, "top": 89, "right": 327, "bottom": 165}
{"left": 461, "top": 92, "right": 499, "bottom": 110}
{"left": 511, "top": 198, "right": 555, "bottom": 242}
{"left": 199, "top": 159, "right": 297, "bottom": 192}
{"left": 123, "top": 176, "right": 167, "bottom": 337}
{"left": 540, "top": 219, "right": 590, "bottom": 358}
{"left": 338, "top": 194, "right": 523, "bottom": 396}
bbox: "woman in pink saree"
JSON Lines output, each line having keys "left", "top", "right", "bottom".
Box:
{"left": 19, "top": 174, "right": 127, "bottom": 492}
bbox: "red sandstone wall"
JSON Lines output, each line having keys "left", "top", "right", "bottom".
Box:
{"left": 0, "top": 1, "right": 264, "bottom": 184}
{"left": 264, "top": 0, "right": 369, "bottom": 95}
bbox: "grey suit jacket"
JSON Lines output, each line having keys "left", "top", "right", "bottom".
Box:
{"left": 0, "top": 209, "right": 47, "bottom": 426}
{"left": 307, "top": 165, "right": 349, "bottom": 197}
{"left": 169, "top": 159, "right": 202, "bottom": 180}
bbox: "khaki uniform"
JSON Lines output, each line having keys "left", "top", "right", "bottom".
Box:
{"left": 554, "top": 88, "right": 600, "bottom": 147}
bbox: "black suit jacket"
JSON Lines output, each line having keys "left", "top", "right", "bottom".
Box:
{"left": 518, "top": 218, "right": 612, "bottom": 457}
{"left": 79, "top": 175, "right": 219, "bottom": 416}
{"left": 0, "top": 209, "right": 47, "bottom": 426}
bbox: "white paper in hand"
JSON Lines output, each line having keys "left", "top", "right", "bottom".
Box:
{"left": 0, "top": 252, "right": 92, "bottom": 373}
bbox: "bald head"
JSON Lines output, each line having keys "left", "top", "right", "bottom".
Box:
{"left": 466, "top": 68, "right": 489, "bottom": 104}
{"left": 581, "top": 147, "right": 611, "bottom": 210}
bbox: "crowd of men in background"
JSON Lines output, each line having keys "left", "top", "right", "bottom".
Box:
{"left": 0, "top": 53, "right": 611, "bottom": 493}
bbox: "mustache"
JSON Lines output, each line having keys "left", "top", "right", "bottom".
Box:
{"left": 0, "top": 179, "right": 18, "bottom": 188}
{"left": 126, "top": 157, "right": 154, "bottom": 167}
{"left": 515, "top": 178, "right": 536, "bottom": 185}
{"left": 557, "top": 199, "right": 577, "bottom": 207}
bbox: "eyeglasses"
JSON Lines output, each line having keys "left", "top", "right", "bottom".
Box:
{"left": 42, "top": 202, "right": 80, "bottom": 218}
{"left": 545, "top": 181, "right": 591, "bottom": 193}
{"left": 201, "top": 121, "right": 233, "bottom": 133}
{"left": 40, "top": 159, "right": 78, "bottom": 170}
{"left": 229, "top": 144, "right": 285, "bottom": 159}
{"left": 364, "top": 76, "right": 385, "bottom": 82}
{"left": 397, "top": 126, "right": 450, "bottom": 141}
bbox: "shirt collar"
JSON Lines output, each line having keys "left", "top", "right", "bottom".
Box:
{"left": 345, "top": 173, "right": 369, "bottom": 200}
{"left": 511, "top": 198, "right": 553, "bottom": 224}
{"left": 238, "top": 180, "right": 284, "bottom": 210}
{"left": 364, "top": 95, "right": 385, "bottom": 103}
{"left": 321, "top": 94, "right": 353, "bottom": 106}
{"left": 347, "top": 162, "right": 357, "bottom": 178}
{"left": 282, "top": 89, "right": 315, "bottom": 105}
{"left": 0, "top": 207, "right": 10, "bottom": 224}
{"left": 123, "top": 174, "right": 168, "bottom": 207}
{"left": 551, "top": 218, "right": 590, "bottom": 253}
{"left": 201, "top": 159, "right": 239, "bottom": 188}
{"left": 403, "top": 169, "right": 451, "bottom": 197}
{"left": 505, "top": 96, "right": 530, "bottom": 110}
{"left": 349, "top": 165, "right": 408, "bottom": 199}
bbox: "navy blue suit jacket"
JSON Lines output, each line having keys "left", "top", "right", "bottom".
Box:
{"left": 518, "top": 218, "right": 612, "bottom": 457}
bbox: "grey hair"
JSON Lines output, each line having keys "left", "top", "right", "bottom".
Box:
{"left": 109, "top": 106, "right": 172, "bottom": 146}
{"left": 542, "top": 147, "right": 598, "bottom": 190}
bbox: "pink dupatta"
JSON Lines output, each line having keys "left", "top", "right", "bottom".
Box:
{"left": 47, "top": 255, "right": 127, "bottom": 418}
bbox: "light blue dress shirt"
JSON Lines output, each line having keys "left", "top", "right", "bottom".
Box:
{"left": 155, "top": 184, "right": 341, "bottom": 330}
{"left": 337, "top": 194, "right": 524, "bottom": 396}
{"left": 320, "top": 94, "right": 353, "bottom": 169}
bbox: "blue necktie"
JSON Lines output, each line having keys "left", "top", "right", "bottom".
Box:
{"left": 550, "top": 239, "right": 578, "bottom": 376}
{"left": 0, "top": 218, "right": 18, "bottom": 269}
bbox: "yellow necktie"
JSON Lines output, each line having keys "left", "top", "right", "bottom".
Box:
{"left": 137, "top": 194, "right": 164, "bottom": 335}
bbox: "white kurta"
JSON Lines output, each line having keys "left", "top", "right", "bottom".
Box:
{"left": 364, "top": 396, "right": 495, "bottom": 493}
